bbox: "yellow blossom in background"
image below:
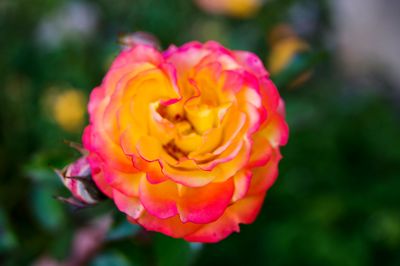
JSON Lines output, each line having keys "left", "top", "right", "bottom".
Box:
{"left": 53, "top": 89, "right": 85, "bottom": 132}
{"left": 44, "top": 88, "right": 86, "bottom": 132}
{"left": 226, "top": 0, "right": 263, "bottom": 17}
{"left": 195, "top": 0, "right": 264, "bottom": 18}
{"left": 267, "top": 24, "right": 312, "bottom": 88}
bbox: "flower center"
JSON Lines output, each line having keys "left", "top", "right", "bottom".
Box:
{"left": 156, "top": 101, "right": 215, "bottom": 160}
{"left": 163, "top": 141, "right": 188, "bottom": 160}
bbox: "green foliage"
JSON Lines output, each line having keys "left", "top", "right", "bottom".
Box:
{"left": 90, "top": 251, "right": 132, "bottom": 266}
{"left": 30, "top": 184, "right": 66, "bottom": 231}
{"left": 0, "top": 209, "right": 18, "bottom": 253}
{"left": 106, "top": 215, "right": 141, "bottom": 241}
{"left": 153, "top": 234, "right": 193, "bottom": 266}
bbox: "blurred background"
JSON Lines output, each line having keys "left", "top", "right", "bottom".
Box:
{"left": 1, "top": 0, "right": 400, "bottom": 265}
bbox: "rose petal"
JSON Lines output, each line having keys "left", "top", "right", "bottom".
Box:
{"left": 177, "top": 177, "right": 235, "bottom": 224}
{"left": 136, "top": 213, "right": 201, "bottom": 238}
{"left": 139, "top": 179, "right": 179, "bottom": 219}
{"left": 232, "top": 170, "right": 252, "bottom": 202}
{"left": 213, "top": 138, "right": 251, "bottom": 183}
{"left": 136, "top": 136, "right": 162, "bottom": 162}
{"left": 87, "top": 154, "right": 113, "bottom": 198}
{"left": 111, "top": 45, "right": 163, "bottom": 69}
{"left": 233, "top": 51, "right": 269, "bottom": 78}
{"left": 263, "top": 113, "right": 289, "bottom": 147}
{"left": 160, "top": 161, "right": 219, "bottom": 187}
{"left": 103, "top": 167, "right": 144, "bottom": 197}
{"left": 184, "top": 193, "right": 266, "bottom": 243}
{"left": 248, "top": 148, "right": 282, "bottom": 195}
{"left": 248, "top": 135, "right": 273, "bottom": 168}
{"left": 113, "top": 189, "right": 144, "bottom": 219}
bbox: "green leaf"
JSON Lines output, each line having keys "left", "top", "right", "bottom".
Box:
{"left": 106, "top": 219, "right": 140, "bottom": 241}
{"left": 0, "top": 208, "right": 18, "bottom": 253}
{"left": 30, "top": 185, "right": 65, "bottom": 231}
{"left": 90, "top": 251, "right": 132, "bottom": 266}
{"left": 154, "top": 234, "right": 197, "bottom": 266}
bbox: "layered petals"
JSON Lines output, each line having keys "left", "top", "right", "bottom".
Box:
{"left": 184, "top": 193, "right": 266, "bottom": 243}
{"left": 82, "top": 41, "right": 288, "bottom": 243}
{"left": 177, "top": 177, "right": 235, "bottom": 223}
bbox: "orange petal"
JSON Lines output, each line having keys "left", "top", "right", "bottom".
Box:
{"left": 137, "top": 212, "right": 201, "bottom": 238}
{"left": 248, "top": 148, "right": 282, "bottom": 195}
{"left": 149, "top": 103, "right": 175, "bottom": 145}
{"left": 197, "top": 137, "right": 244, "bottom": 171}
{"left": 161, "top": 161, "right": 219, "bottom": 187}
{"left": 136, "top": 136, "right": 162, "bottom": 162}
{"left": 232, "top": 170, "right": 252, "bottom": 202}
{"left": 120, "top": 128, "right": 168, "bottom": 184}
{"left": 139, "top": 179, "right": 179, "bottom": 219}
{"left": 213, "top": 110, "right": 246, "bottom": 155}
{"left": 263, "top": 113, "right": 289, "bottom": 147}
{"left": 85, "top": 124, "right": 134, "bottom": 172}
{"left": 188, "top": 127, "right": 223, "bottom": 159}
{"left": 175, "top": 132, "right": 203, "bottom": 153}
{"left": 184, "top": 193, "right": 266, "bottom": 243}
{"left": 177, "top": 177, "right": 234, "bottom": 223}
{"left": 103, "top": 167, "right": 144, "bottom": 197}
{"left": 213, "top": 138, "right": 251, "bottom": 183}
{"left": 132, "top": 156, "right": 168, "bottom": 184}
{"left": 102, "top": 63, "right": 155, "bottom": 139}
{"left": 113, "top": 189, "right": 144, "bottom": 219}
{"left": 248, "top": 135, "right": 273, "bottom": 168}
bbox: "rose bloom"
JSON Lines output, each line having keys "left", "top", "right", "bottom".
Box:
{"left": 82, "top": 41, "right": 288, "bottom": 243}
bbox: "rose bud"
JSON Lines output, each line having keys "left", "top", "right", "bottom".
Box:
{"left": 56, "top": 155, "right": 105, "bottom": 208}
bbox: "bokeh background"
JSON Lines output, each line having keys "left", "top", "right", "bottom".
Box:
{"left": 1, "top": 0, "right": 400, "bottom": 265}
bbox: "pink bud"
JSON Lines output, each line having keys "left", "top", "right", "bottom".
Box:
{"left": 56, "top": 155, "right": 104, "bottom": 207}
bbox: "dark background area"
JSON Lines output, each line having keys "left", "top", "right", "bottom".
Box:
{"left": 1, "top": 0, "right": 400, "bottom": 265}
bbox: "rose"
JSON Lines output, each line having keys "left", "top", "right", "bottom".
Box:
{"left": 81, "top": 41, "right": 288, "bottom": 243}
